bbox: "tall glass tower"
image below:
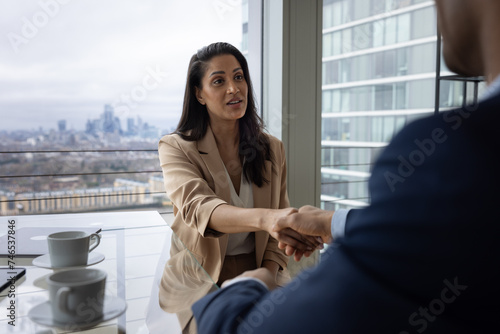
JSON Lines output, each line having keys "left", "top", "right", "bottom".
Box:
{"left": 321, "top": 0, "right": 486, "bottom": 210}
{"left": 320, "top": 0, "right": 456, "bottom": 210}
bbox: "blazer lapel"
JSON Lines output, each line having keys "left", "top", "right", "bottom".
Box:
{"left": 198, "top": 125, "right": 231, "bottom": 203}
{"left": 198, "top": 125, "right": 230, "bottom": 259}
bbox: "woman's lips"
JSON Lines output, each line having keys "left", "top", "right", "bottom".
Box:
{"left": 227, "top": 99, "right": 243, "bottom": 107}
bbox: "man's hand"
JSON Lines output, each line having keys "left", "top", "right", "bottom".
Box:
{"left": 273, "top": 205, "right": 334, "bottom": 261}
{"left": 266, "top": 207, "right": 322, "bottom": 254}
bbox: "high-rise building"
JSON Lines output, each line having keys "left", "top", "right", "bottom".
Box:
{"left": 85, "top": 104, "right": 123, "bottom": 135}
{"left": 320, "top": 0, "right": 481, "bottom": 210}
{"left": 127, "top": 117, "right": 137, "bottom": 135}
{"left": 101, "top": 104, "right": 121, "bottom": 134}
{"left": 241, "top": 0, "right": 248, "bottom": 54}
{"left": 57, "top": 120, "right": 67, "bottom": 132}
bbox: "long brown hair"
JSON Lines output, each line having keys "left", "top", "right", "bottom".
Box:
{"left": 174, "top": 42, "right": 271, "bottom": 187}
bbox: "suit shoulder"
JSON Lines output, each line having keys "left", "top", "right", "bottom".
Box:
{"left": 159, "top": 133, "right": 196, "bottom": 150}
{"left": 159, "top": 133, "right": 181, "bottom": 144}
{"left": 392, "top": 98, "right": 498, "bottom": 145}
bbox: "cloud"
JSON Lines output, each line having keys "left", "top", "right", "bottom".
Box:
{"left": 0, "top": 0, "right": 243, "bottom": 130}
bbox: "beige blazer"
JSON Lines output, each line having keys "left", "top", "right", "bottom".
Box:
{"left": 158, "top": 126, "right": 290, "bottom": 314}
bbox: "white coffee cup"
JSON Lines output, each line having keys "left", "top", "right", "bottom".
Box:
{"left": 48, "top": 231, "right": 101, "bottom": 268}
{"left": 47, "top": 268, "right": 107, "bottom": 325}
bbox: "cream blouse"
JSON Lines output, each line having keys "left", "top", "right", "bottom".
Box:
{"left": 224, "top": 167, "right": 255, "bottom": 255}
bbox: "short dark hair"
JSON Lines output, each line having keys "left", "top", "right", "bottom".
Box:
{"left": 174, "top": 42, "right": 271, "bottom": 187}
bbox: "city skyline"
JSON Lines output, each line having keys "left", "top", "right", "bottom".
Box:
{"left": 0, "top": 0, "right": 243, "bottom": 131}
{"left": 1, "top": 104, "right": 166, "bottom": 134}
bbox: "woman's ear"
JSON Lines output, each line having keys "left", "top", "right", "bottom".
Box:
{"left": 195, "top": 86, "right": 205, "bottom": 105}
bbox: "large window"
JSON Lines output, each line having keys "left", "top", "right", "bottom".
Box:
{"left": 321, "top": 0, "right": 437, "bottom": 211}
{"left": 320, "top": 0, "right": 486, "bottom": 211}
{"left": 0, "top": 1, "right": 247, "bottom": 216}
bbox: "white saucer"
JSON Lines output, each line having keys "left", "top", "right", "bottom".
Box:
{"left": 28, "top": 295, "right": 127, "bottom": 330}
{"left": 32, "top": 252, "right": 105, "bottom": 270}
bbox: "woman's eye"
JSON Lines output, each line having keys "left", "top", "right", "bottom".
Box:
{"left": 213, "top": 79, "right": 223, "bottom": 85}
{"left": 235, "top": 74, "right": 244, "bottom": 80}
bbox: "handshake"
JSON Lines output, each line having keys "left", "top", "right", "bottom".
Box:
{"left": 223, "top": 205, "right": 335, "bottom": 290}
{"left": 269, "top": 205, "right": 334, "bottom": 262}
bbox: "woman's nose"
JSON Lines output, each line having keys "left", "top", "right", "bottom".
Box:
{"left": 227, "top": 81, "right": 239, "bottom": 94}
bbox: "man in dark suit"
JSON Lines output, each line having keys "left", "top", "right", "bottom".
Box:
{"left": 192, "top": 0, "right": 500, "bottom": 332}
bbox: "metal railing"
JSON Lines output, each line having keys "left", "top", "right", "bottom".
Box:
{"left": 320, "top": 144, "right": 381, "bottom": 211}
{"left": 2, "top": 143, "right": 386, "bottom": 216}
{"left": 0, "top": 148, "right": 172, "bottom": 216}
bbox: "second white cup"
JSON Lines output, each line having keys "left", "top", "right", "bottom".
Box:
{"left": 47, "top": 268, "right": 106, "bottom": 325}
{"left": 48, "top": 231, "right": 101, "bottom": 268}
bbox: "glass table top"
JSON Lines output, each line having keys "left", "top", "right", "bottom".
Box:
{"left": 0, "top": 211, "right": 217, "bottom": 333}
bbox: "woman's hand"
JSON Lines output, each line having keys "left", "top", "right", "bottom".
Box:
{"left": 273, "top": 205, "right": 334, "bottom": 261}
{"left": 265, "top": 207, "right": 323, "bottom": 256}
{"left": 275, "top": 205, "right": 333, "bottom": 242}
{"left": 209, "top": 205, "right": 323, "bottom": 254}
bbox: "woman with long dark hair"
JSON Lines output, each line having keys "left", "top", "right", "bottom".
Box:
{"left": 158, "top": 42, "right": 316, "bottom": 333}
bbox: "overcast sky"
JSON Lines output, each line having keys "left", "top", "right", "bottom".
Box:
{"left": 0, "top": 0, "right": 243, "bottom": 131}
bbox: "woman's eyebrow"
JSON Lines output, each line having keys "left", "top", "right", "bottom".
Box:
{"left": 209, "top": 70, "right": 224, "bottom": 78}
{"left": 209, "top": 67, "right": 242, "bottom": 78}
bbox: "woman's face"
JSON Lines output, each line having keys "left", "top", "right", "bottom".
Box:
{"left": 195, "top": 54, "right": 248, "bottom": 124}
